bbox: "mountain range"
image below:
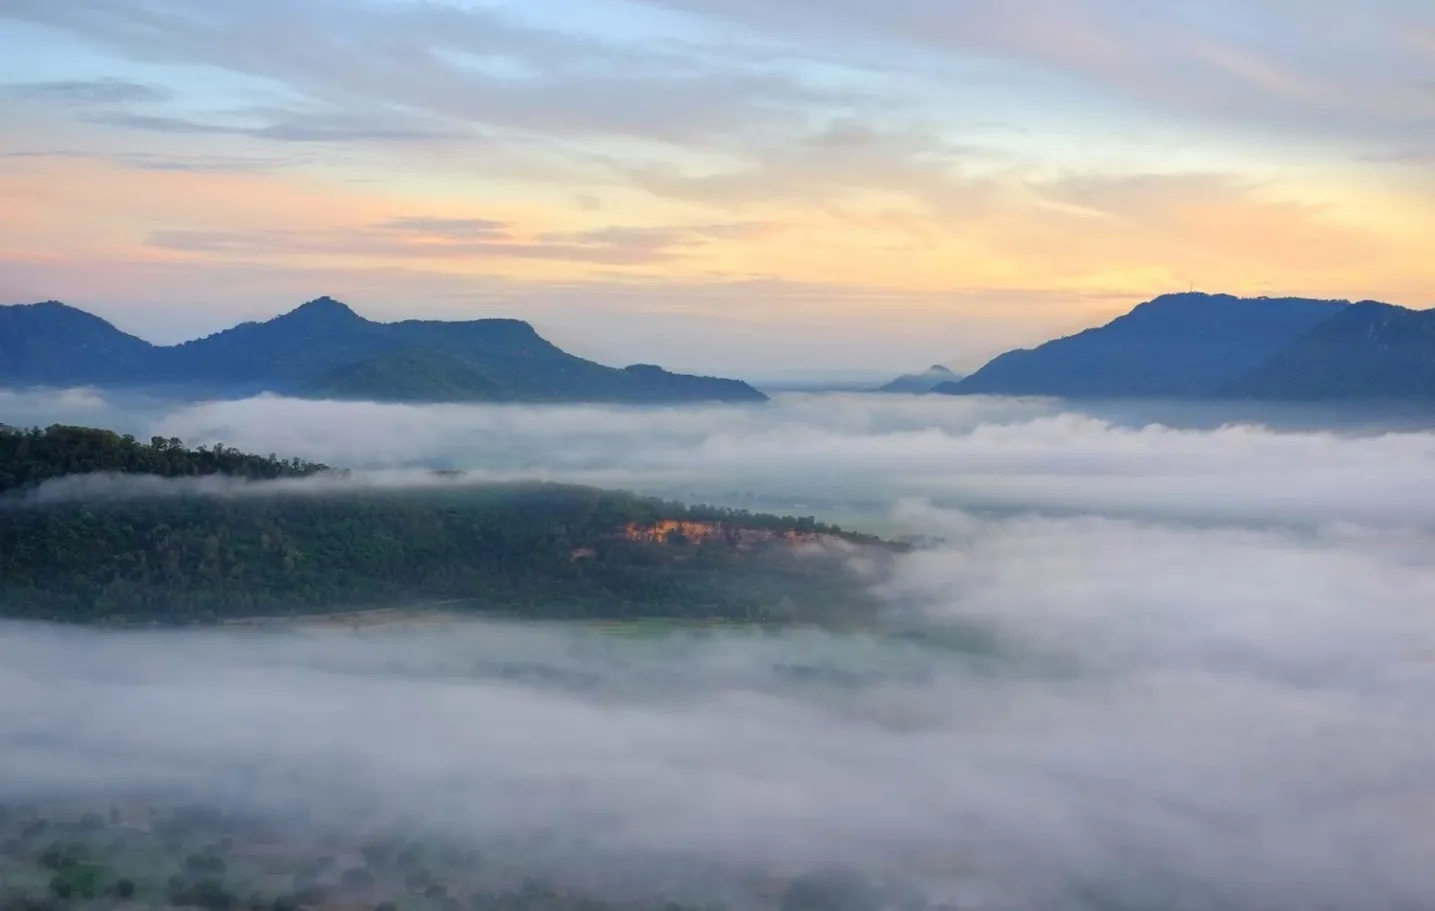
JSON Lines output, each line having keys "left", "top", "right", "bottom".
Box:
{"left": 13, "top": 292, "right": 1432, "bottom": 406}
{"left": 0, "top": 297, "right": 766, "bottom": 404}
{"left": 919, "top": 292, "right": 1435, "bottom": 402}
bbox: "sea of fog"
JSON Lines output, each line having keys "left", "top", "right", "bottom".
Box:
{"left": 5, "top": 388, "right": 1435, "bottom": 909}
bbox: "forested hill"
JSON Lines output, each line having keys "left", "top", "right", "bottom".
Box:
{"left": 0, "top": 424, "right": 327, "bottom": 494}
{"left": 1219, "top": 302, "right": 1435, "bottom": 401}
{"left": 0, "top": 425, "right": 888, "bottom": 626}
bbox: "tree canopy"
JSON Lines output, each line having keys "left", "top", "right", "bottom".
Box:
{"left": 0, "top": 425, "right": 886, "bottom": 626}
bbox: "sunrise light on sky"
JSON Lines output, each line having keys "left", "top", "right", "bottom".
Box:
{"left": 1, "top": 0, "right": 1432, "bottom": 375}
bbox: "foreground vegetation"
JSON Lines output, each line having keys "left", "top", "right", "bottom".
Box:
{"left": 0, "top": 424, "right": 327, "bottom": 493}
{"left": 0, "top": 426, "right": 891, "bottom": 626}
{"left": 0, "top": 798, "right": 912, "bottom": 911}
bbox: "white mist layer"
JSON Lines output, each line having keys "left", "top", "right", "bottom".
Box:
{"left": 8, "top": 389, "right": 1435, "bottom": 527}
{"left": 6, "top": 389, "right": 1435, "bottom": 907}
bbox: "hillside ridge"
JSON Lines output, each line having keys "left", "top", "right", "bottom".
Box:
{"left": 932, "top": 292, "right": 1435, "bottom": 401}
{"left": 0, "top": 424, "right": 888, "bottom": 626}
{"left": 0, "top": 297, "right": 766, "bottom": 404}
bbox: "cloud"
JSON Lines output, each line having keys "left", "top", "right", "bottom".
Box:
{"left": 1369, "top": 147, "right": 1435, "bottom": 168}
{"left": 88, "top": 108, "right": 467, "bottom": 143}
{"left": 0, "top": 0, "right": 859, "bottom": 148}
{"left": 622, "top": 119, "right": 992, "bottom": 213}
{"left": 143, "top": 395, "right": 1435, "bottom": 528}
{"left": 145, "top": 218, "right": 777, "bottom": 267}
{"left": 637, "top": 0, "right": 1435, "bottom": 149}
{"left": 378, "top": 216, "right": 510, "bottom": 241}
{"left": 540, "top": 222, "right": 778, "bottom": 253}
{"left": 4, "top": 511, "right": 1435, "bottom": 907}
{"left": 0, "top": 148, "right": 289, "bottom": 173}
{"left": 0, "top": 466, "right": 568, "bottom": 508}
{"left": 8, "top": 390, "right": 1435, "bottom": 530}
{"left": 3, "top": 77, "right": 172, "bottom": 105}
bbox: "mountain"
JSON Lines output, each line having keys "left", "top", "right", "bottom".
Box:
{"left": 0, "top": 297, "right": 766, "bottom": 404}
{"left": 309, "top": 347, "right": 514, "bottom": 402}
{"left": 616, "top": 363, "right": 767, "bottom": 403}
{"left": 0, "top": 301, "right": 157, "bottom": 386}
{"left": 1220, "top": 302, "right": 1435, "bottom": 401}
{"left": 879, "top": 365, "right": 960, "bottom": 394}
{"left": 940, "top": 293, "right": 1350, "bottom": 398}
{"left": 156, "top": 297, "right": 395, "bottom": 390}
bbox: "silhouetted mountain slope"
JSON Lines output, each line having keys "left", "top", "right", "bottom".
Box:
{"left": 618, "top": 364, "right": 768, "bottom": 403}
{"left": 156, "top": 297, "right": 393, "bottom": 390}
{"left": 0, "top": 297, "right": 767, "bottom": 404}
{"left": 309, "top": 347, "right": 513, "bottom": 402}
{"left": 879, "top": 365, "right": 959, "bottom": 394}
{"left": 0, "top": 302, "right": 157, "bottom": 386}
{"left": 943, "top": 293, "right": 1349, "bottom": 398}
{"left": 1221, "top": 302, "right": 1435, "bottom": 401}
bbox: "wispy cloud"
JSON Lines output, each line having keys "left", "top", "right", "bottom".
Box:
{"left": 146, "top": 218, "right": 777, "bottom": 267}
{"left": 88, "top": 108, "right": 467, "bottom": 143}
{"left": 0, "top": 0, "right": 859, "bottom": 147}
{"left": 0, "top": 148, "right": 289, "bottom": 173}
{"left": 377, "top": 217, "right": 510, "bottom": 241}
{"left": 640, "top": 0, "right": 1435, "bottom": 148}
{"left": 3, "top": 77, "right": 171, "bottom": 105}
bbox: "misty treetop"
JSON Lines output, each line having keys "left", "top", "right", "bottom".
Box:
{"left": 0, "top": 424, "right": 327, "bottom": 494}
{"left": 0, "top": 424, "right": 888, "bottom": 626}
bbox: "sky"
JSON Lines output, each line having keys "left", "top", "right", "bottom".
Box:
{"left": 0, "top": 0, "right": 1433, "bottom": 376}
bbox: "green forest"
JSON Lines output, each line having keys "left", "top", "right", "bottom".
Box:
{"left": 0, "top": 797, "right": 897, "bottom": 911}
{"left": 0, "top": 425, "right": 887, "bottom": 626}
{"left": 0, "top": 424, "right": 329, "bottom": 491}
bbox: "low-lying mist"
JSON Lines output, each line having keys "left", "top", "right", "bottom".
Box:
{"left": 6, "top": 388, "right": 1435, "bottom": 908}
{"left": 7, "top": 388, "right": 1435, "bottom": 529}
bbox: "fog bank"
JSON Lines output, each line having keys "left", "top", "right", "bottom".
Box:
{"left": 7, "top": 389, "right": 1435, "bottom": 528}
{"left": 7, "top": 388, "right": 1435, "bottom": 907}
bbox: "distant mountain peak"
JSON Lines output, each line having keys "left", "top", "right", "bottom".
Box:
{"left": 878, "top": 363, "right": 963, "bottom": 394}
{"left": 1148, "top": 291, "right": 1232, "bottom": 302}
{"left": 9, "top": 300, "right": 94, "bottom": 317}
{"left": 0, "top": 300, "right": 156, "bottom": 386}
{"left": 280, "top": 296, "right": 363, "bottom": 323}
{"left": 2, "top": 300, "right": 133, "bottom": 331}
